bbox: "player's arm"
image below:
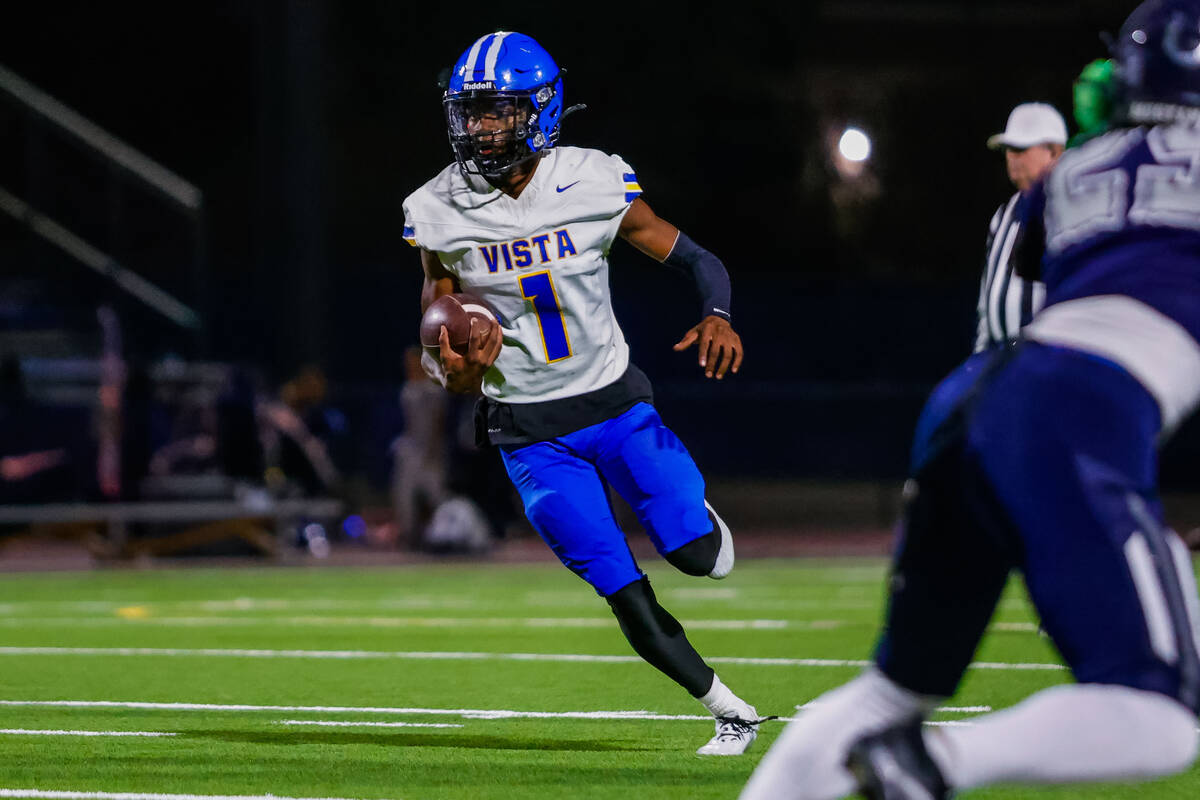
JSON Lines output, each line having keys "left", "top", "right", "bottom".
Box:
{"left": 618, "top": 197, "right": 743, "bottom": 379}
{"left": 419, "top": 248, "right": 501, "bottom": 394}
{"left": 1011, "top": 184, "right": 1048, "bottom": 283}
{"left": 420, "top": 247, "right": 459, "bottom": 312}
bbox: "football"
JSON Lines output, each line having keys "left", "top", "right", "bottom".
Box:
{"left": 419, "top": 292, "right": 499, "bottom": 354}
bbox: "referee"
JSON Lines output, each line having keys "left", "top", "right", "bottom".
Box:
{"left": 974, "top": 103, "right": 1066, "bottom": 352}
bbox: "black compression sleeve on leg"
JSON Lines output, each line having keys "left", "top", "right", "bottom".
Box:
{"left": 606, "top": 576, "right": 715, "bottom": 697}
{"left": 664, "top": 528, "right": 721, "bottom": 576}
{"left": 874, "top": 446, "right": 1016, "bottom": 697}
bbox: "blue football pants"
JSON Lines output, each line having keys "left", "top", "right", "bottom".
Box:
{"left": 499, "top": 402, "right": 714, "bottom": 597}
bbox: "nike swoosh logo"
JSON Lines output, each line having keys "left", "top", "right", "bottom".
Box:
{"left": 556, "top": 181, "right": 581, "bottom": 193}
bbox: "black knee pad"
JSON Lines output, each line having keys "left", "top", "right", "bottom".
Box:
{"left": 664, "top": 527, "right": 721, "bottom": 576}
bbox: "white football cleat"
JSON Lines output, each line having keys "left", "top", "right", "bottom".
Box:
{"left": 696, "top": 714, "right": 763, "bottom": 756}
{"left": 705, "top": 500, "right": 734, "bottom": 579}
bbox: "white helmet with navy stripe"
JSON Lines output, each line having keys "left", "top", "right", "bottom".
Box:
{"left": 443, "top": 32, "right": 567, "bottom": 178}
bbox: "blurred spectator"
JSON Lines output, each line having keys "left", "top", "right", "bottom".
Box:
{"left": 146, "top": 364, "right": 224, "bottom": 480}
{"left": 447, "top": 397, "right": 515, "bottom": 542}
{"left": 424, "top": 494, "right": 491, "bottom": 554}
{"left": 216, "top": 367, "right": 266, "bottom": 482}
{"left": 96, "top": 306, "right": 124, "bottom": 498}
{"left": 0, "top": 354, "right": 79, "bottom": 504}
{"left": 391, "top": 346, "right": 449, "bottom": 548}
{"left": 120, "top": 361, "right": 165, "bottom": 499}
{"left": 261, "top": 364, "right": 342, "bottom": 496}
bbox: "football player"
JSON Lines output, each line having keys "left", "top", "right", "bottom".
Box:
{"left": 742, "top": 1, "right": 1200, "bottom": 797}
{"left": 402, "top": 31, "right": 767, "bottom": 755}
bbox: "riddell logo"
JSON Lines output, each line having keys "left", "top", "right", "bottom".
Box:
{"left": 463, "top": 81, "right": 494, "bottom": 90}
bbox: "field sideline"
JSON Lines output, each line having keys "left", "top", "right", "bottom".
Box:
{"left": 0, "top": 558, "right": 1197, "bottom": 799}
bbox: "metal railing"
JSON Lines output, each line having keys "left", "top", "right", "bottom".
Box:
{"left": 0, "top": 62, "right": 207, "bottom": 348}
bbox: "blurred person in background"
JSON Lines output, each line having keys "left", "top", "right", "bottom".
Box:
{"left": 216, "top": 367, "right": 266, "bottom": 484}
{"left": 1068, "top": 57, "right": 1200, "bottom": 554}
{"left": 391, "top": 345, "right": 449, "bottom": 549}
{"left": 742, "top": 2, "right": 1200, "bottom": 797}
{"left": 95, "top": 306, "right": 124, "bottom": 498}
{"left": 446, "top": 395, "right": 517, "bottom": 544}
{"left": 0, "top": 354, "right": 76, "bottom": 505}
{"left": 261, "top": 365, "right": 342, "bottom": 496}
{"left": 973, "top": 103, "right": 1066, "bottom": 352}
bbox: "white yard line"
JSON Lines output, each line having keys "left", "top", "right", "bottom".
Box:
{"left": 0, "top": 615, "right": 1044, "bottom": 634}
{"left": 795, "top": 703, "right": 991, "bottom": 713}
{"left": 0, "top": 616, "right": 832, "bottom": 631}
{"left": 0, "top": 791, "right": 389, "bottom": 800}
{"left": 0, "top": 699, "right": 993, "bottom": 721}
{"left": 278, "top": 720, "right": 462, "bottom": 729}
{"left": 2, "top": 702, "right": 1191, "bottom": 735}
{"left": 925, "top": 706, "right": 990, "bottom": 713}
{"left": 0, "top": 598, "right": 477, "bottom": 613}
{"left": 0, "top": 729, "right": 174, "bottom": 737}
{"left": 0, "top": 646, "right": 1068, "bottom": 671}
{"left": 0, "top": 699, "right": 724, "bottom": 720}
{"left": 0, "top": 591, "right": 812, "bottom": 612}
{"left": 0, "top": 596, "right": 891, "bottom": 614}
{"left": 0, "top": 614, "right": 1048, "bottom": 634}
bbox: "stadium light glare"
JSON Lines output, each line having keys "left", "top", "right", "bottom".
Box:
{"left": 838, "top": 127, "right": 871, "bottom": 162}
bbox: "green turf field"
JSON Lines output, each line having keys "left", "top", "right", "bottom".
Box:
{"left": 0, "top": 557, "right": 1196, "bottom": 799}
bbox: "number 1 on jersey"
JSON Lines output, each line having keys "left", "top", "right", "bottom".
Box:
{"left": 519, "top": 271, "right": 572, "bottom": 363}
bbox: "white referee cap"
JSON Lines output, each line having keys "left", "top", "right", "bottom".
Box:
{"left": 987, "top": 103, "right": 1068, "bottom": 150}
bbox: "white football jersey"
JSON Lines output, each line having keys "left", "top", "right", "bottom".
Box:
{"left": 403, "top": 147, "right": 643, "bottom": 404}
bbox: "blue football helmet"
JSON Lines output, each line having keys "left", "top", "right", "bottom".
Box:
{"left": 443, "top": 32, "right": 565, "bottom": 178}
{"left": 1111, "top": 0, "right": 1200, "bottom": 124}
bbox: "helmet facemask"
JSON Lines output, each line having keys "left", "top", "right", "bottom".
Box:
{"left": 444, "top": 92, "right": 544, "bottom": 179}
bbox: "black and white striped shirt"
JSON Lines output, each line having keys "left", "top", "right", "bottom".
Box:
{"left": 975, "top": 193, "right": 1046, "bottom": 352}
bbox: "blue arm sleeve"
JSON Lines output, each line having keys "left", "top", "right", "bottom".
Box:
{"left": 663, "top": 231, "right": 732, "bottom": 322}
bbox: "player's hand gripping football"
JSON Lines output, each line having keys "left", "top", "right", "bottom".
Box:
{"left": 674, "top": 315, "right": 743, "bottom": 379}
{"left": 439, "top": 318, "right": 502, "bottom": 394}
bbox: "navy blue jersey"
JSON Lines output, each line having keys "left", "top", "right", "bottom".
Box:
{"left": 1019, "top": 122, "right": 1200, "bottom": 432}
{"left": 1028, "top": 123, "right": 1200, "bottom": 342}
{"left": 883, "top": 124, "right": 1200, "bottom": 704}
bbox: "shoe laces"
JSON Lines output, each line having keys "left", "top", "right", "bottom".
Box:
{"left": 714, "top": 715, "right": 777, "bottom": 741}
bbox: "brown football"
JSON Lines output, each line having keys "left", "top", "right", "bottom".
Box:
{"left": 419, "top": 293, "right": 499, "bottom": 353}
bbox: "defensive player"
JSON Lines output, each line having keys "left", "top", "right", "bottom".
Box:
{"left": 742, "top": 1, "right": 1200, "bottom": 796}
{"left": 402, "top": 31, "right": 767, "bottom": 755}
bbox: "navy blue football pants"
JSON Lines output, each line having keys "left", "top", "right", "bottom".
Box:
{"left": 500, "top": 402, "right": 713, "bottom": 597}
{"left": 876, "top": 343, "right": 1200, "bottom": 712}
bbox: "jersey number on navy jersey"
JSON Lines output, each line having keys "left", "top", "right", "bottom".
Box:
{"left": 1046, "top": 126, "right": 1200, "bottom": 255}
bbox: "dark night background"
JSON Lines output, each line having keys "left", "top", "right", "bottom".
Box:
{"left": 2, "top": 0, "right": 1196, "bottom": 488}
